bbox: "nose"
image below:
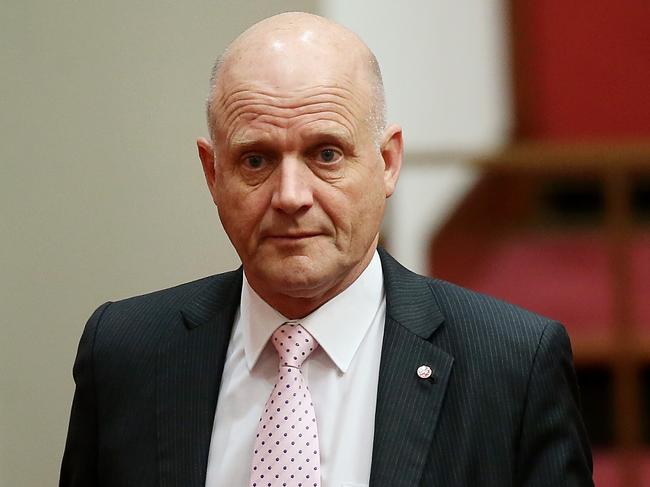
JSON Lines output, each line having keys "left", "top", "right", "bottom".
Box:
{"left": 271, "top": 157, "right": 314, "bottom": 214}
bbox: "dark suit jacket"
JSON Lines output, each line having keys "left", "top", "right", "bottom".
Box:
{"left": 60, "top": 248, "right": 593, "bottom": 486}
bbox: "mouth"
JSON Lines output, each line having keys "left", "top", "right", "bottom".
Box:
{"left": 264, "top": 232, "right": 322, "bottom": 242}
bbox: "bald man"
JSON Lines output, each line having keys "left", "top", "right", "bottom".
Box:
{"left": 60, "top": 13, "right": 593, "bottom": 487}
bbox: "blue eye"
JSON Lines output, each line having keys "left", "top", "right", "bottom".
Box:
{"left": 318, "top": 148, "right": 341, "bottom": 163}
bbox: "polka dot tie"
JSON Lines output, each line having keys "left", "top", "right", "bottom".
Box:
{"left": 249, "top": 322, "right": 321, "bottom": 487}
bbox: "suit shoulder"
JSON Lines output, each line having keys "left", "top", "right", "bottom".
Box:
{"left": 110, "top": 269, "right": 239, "bottom": 313}
{"left": 424, "top": 277, "right": 561, "bottom": 360}
{"left": 378, "top": 247, "right": 556, "bottom": 343}
{"left": 90, "top": 269, "right": 242, "bottom": 348}
{"left": 427, "top": 277, "right": 553, "bottom": 330}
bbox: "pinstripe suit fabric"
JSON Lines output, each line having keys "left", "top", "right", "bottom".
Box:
{"left": 60, "top": 248, "right": 593, "bottom": 486}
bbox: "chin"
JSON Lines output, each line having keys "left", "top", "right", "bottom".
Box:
{"left": 260, "top": 256, "right": 338, "bottom": 297}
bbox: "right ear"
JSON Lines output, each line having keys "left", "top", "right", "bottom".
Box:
{"left": 197, "top": 137, "right": 219, "bottom": 205}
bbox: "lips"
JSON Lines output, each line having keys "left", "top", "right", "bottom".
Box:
{"left": 266, "top": 232, "right": 321, "bottom": 239}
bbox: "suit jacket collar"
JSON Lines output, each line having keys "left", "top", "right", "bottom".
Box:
{"left": 179, "top": 268, "right": 243, "bottom": 330}
{"left": 176, "top": 247, "right": 445, "bottom": 334}
{"left": 378, "top": 247, "right": 445, "bottom": 339}
{"left": 157, "top": 268, "right": 242, "bottom": 487}
{"left": 156, "top": 250, "right": 453, "bottom": 487}
{"left": 370, "top": 248, "right": 454, "bottom": 487}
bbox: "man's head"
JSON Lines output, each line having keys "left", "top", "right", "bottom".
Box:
{"left": 197, "top": 12, "right": 403, "bottom": 318}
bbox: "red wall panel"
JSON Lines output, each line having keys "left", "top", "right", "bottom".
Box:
{"left": 514, "top": 0, "right": 650, "bottom": 140}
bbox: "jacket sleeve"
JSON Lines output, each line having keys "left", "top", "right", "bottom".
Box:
{"left": 516, "top": 321, "right": 594, "bottom": 487}
{"left": 59, "top": 302, "right": 111, "bottom": 487}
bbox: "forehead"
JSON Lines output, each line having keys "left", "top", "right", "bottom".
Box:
{"left": 214, "top": 79, "right": 370, "bottom": 144}
{"left": 210, "top": 33, "right": 376, "bottom": 141}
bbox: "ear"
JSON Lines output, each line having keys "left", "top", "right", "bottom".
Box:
{"left": 197, "top": 137, "right": 219, "bottom": 204}
{"left": 379, "top": 124, "right": 403, "bottom": 198}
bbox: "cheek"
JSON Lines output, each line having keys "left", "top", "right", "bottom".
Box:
{"left": 320, "top": 178, "right": 385, "bottom": 240}
{"left": 352, "top": 175, "right": 387, "bottom": 232}
{"left": 216, "top": 184, "right": 269, "bottom": 244}
{"left": 349, "top": 165, "right": 386, "bottom": 209}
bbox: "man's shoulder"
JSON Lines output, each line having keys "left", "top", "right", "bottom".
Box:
{"left": 106, "top": 268, "right": 242, "bottom": 316}
{"left": 427, "top": 276, "right": 554, "bottom": 329}
{"left": 379, "top": 247, "right": 554, "bottom": 329}
{"left": 426, "top": 277, "right": 567, "bottom": 366}
{"left": 379, "top": 248, "right": 561, "bottom": 360}
{"left": 87, "top": 268, "right": 243, "bottom": 345}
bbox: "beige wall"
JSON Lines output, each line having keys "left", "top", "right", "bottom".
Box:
{"left": 0, "top": 1, "right": 318, "bottom": 484}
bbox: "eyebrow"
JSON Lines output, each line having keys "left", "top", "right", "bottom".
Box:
{"left": 228, "top": 125, "right": 356, "bottom": 154}
{"left": 228, "top": 131, "right": 275, "bottom": 152}
{"left": 297, "top": 123, "right": 355, "bottom": 149}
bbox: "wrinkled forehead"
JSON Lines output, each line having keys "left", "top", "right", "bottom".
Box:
{"left": 210, "top": 28, "right": 376, "bottom": 131}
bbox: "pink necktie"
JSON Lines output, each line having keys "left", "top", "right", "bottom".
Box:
{"left": 249, "top": 322, "right": 321, "bottom": 487}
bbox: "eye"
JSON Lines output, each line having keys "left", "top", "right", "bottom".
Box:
{"left": 243, "top": 154, "right": 265, "bottom": 169}
{"left": 316, "top": 147, "right": 342, "bottom": 164}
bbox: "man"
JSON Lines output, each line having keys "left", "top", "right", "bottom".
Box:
{"left": 60, "top": 12, "right": 593, "bottom": 487}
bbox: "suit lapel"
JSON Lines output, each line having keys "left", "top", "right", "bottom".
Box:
{"left": 157, "top": 269, "right": 242, "bottom": 487}
{"left": 153, "top": 251, "right": 450, "bottom": 486}
{"left": 370, "top": 249, "right": 454, "bottom": 487}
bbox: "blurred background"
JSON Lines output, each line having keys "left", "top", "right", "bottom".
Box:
{"left": 1, "top": 0, "right": 648, "bottom": 485}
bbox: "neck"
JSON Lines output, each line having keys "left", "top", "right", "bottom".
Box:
{"left": 248, "top": 245, "right": 377, "bottom": 319}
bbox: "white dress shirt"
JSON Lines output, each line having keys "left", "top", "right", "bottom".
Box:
{"left": 205, "top": 251, "right": 386, "bottom": 487}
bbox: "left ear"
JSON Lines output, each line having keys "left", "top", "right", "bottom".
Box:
{"left": 379, "top": 124, "right": 403, "bottom": 198}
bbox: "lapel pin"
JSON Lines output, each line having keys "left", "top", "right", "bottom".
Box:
{"left": 417, "top": 365, "right": 433, "bottom": 380}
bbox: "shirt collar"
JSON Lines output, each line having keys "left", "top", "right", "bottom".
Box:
{"left": 241, "top": 251, "right": 384, "bottom": 373}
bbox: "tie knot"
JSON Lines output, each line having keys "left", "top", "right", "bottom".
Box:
{"left": 271, "top": 322, "right": 318, "bottom": 368}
